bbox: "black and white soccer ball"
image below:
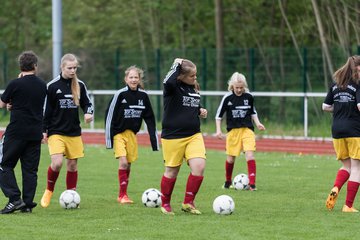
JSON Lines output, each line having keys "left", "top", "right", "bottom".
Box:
{"left": 213, "top": 195, "right": 235, "bottom": 215}
{"left": 141, "top": 188, "right": 162, "bottom": 208}
{"left": 59, "top": 190, "right": 81, "bottom": 209}
{"left": 233, "top": 173, "right": 250, "bottom": 190}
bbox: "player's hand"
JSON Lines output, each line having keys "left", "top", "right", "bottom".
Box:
{"left": 84, "top": 113, "right": 93, "bottom": 123}
{"left": 174, "top": 58, "right": 183, "bottom": 65}
{"left": 42, "top": 132, "right": 48, "bottom": 144}
{"left": 257, "top": 123, "right": 266, "bottom": 131}
{"left": 215, "top": 131, "right": 224, "bottom": 139}
{"left": 199, "top": 108, "right": 207, "bottom": 118}
{"left": 6, "top": 103, "right": 12, "bottom": 111}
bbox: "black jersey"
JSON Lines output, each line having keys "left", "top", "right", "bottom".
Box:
{"left": 215, "top": 91, "right": 257, "bottom": 132}
{"left": 161, "top": 62, "right": 201, "bottom": 139}
{"left": 43, "top": 75, "right": 94, "bottom": 137}
{"left": 105, "top": 86, "right": 159, "bottom": 150}
{"left": 1, "top": 75, "right": 46, "bottom": 140}
{"left": 323, "top": 82, "right": 360, "bottom": 138}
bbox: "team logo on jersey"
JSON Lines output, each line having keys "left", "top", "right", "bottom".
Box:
{"left": 227, "top": 101, "right": 233, "bottom": 106}
{"left": 121, "top": 99, "right": 127, "bottom": 104}
{"left": 244, "top": 100, "right": 249, "bottom": 105}
{"left": 56, "top": 89, "right": 62, "bottom": 94}
{"left": 138, "top": 100, "right": 143, "bottom": 106}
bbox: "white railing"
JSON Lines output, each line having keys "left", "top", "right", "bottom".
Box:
{"left": 0, "top": 89, "right": 326, "bottom": 137}
{"left": 88, "top": 90, "right": 327, "bottom": 138}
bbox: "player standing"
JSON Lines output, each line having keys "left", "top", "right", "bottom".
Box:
{"left": 0, "top": 51, "right": 47, "bottom": 213}
{"left": 40, "top": 53, "right": 94, "bottom": 208}
{"left": 324, "top": 55, "right": 360, "bottom": 212}
{"left": 215, "top": 72, "right": 265, "bottom": 190}
{"left": 105, "top": 66, "right": 159, "bottom": 204}
{"left": 160, "top": 58, "right": 207, "bottom": 215}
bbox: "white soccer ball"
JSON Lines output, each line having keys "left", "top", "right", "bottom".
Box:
{"left": 213, "top": 195, "right": 235, "bottom": 215}
{"left": 59, "top": 190, "right": 81, "bottom": 209}
{"left": 141, "top": 188, "right": 162, "bottom": 208}
{"left": 233, "top": 173, "right": 250, "bottom": 190}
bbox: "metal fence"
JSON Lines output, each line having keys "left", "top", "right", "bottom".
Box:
{"left": 1, "top": 46, "right": 359, "bottom": 92}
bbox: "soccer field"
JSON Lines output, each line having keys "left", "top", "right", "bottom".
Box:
{"left": 1, "top": 145, "right": 358, "bottom": 240}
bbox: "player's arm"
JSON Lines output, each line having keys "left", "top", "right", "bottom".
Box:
{"left": 215, "top": 118, "right": 224, "bottom": 139}
{"left": 143, "top": 95, "right": 159, "bottom": 151}
{"left": 322, "top": 103, "right": 333, "bottom": 112}
{"left": 251, "top": 114, "right": 266, "bottom": 131}
{"left": 0, "top": 99, "right": 6, "bottom": 108}
{"left": 79, "top": 83, "right": 94, "bottom": 123}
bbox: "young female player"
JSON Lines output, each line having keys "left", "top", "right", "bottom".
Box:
{"left": 324, "top": 55, "right": 360, "bottom": 212}
{"left": 215, "top": 72, "right": 265, "bottom": 190}
{"left": 105, "top": 66, "right": 159, "bottom": 204}
{"left": 40, "top": 53, "right": 94, "bottom": 208}
{"left": 160, "top": 58, "right": 207, "bottom": 215}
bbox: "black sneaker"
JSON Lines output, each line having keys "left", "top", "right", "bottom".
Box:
{"left": 0, "top": 199, "right": 26, "bottom": 214}
{"left": 20, "top": 202, "right": 37, "bottom": 213}
{"left": 249, "top": 184, "right": 257, "bottom": 191}
{"left": 222, "top": 181, "right": 234, "bottom": 189}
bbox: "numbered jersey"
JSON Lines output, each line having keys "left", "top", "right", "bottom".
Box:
{"left": 215, "top": 92, "right": 257, "bottom": 132}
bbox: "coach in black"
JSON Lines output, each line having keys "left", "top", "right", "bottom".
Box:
{"left": 0, "top": 51, "right": 47, "bottom": 214}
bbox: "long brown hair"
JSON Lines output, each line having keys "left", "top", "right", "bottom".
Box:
{"left": 333, "top": 55, "right": 360, "bottom": 89}
{"left": 61, "top": 53, "right": 80, "bottom": 106}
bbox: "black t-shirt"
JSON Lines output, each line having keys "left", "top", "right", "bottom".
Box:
{"left": 161, "top": 62, "right": 201, "bottom": 139}
{"left": 215, "top": 91, "right": 257, "bottom": 132}
{"left": 1, "top": 74, "right": 47, "bottom": 140}
{"left": 323, "top": 82, "right": 360, "bottom": 138}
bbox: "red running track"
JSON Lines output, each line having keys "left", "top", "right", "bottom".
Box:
{"left": 81, "top": 132, "right": 335, "bottom": 155}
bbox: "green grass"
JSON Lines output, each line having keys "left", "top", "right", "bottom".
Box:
{"left": 0, "top": 145, "right": 358, "bottom": 240}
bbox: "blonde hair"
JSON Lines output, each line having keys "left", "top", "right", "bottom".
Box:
{"left": 177, "top": 59, "right": 197, "bottom": 84}
{"left": 227, "top": 72, "right": 249, "bottom": 92}
{"left": 61, "top": 53, "right": 80, "bottom": 106}
{"left": 124, "top": 65, "right": 145, "bottom": 89}
{"left": 333, "top": 55, "right": 360, "bottom": 89}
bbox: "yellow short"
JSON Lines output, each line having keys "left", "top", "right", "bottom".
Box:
{"left": 226, "top": 128, "right": 256, "bottom": 156}
{"left": 48, "top": 134, "right": 84, "bottom": 159}
{"left": 161, "top": 133, "right": 206, "bottom": 167}
{"left": 333, "top": 137, "right": 360, "bottom": 160}
{"left": 113, "top": 130, "right": 138, "bottom": 162}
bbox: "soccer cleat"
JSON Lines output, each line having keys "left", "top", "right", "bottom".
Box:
{"left": 0, "top": 199, "right": 26, "bottom": 214}
{"left": 325, "top": 186, "right": 339, "bottom": 210}
{"left": 117, "top": 195, "right": 134, "bottom": 204}
{"left": 249, "top": 185, "right": 257, "bottom": 191}
{"left": 40, "top": 189, "right": 53, "bottom": 208}
{"left": 181, "top": 203, "right": 202, "bottom": 215}
{"left": 342, "top": 205, "right": 359, "bottom": 213}
{"left": 161, "top": 204, "right": 175, "bottom": 215}
{"left": 222, "top": 181, "right": 234, "bottom": 189}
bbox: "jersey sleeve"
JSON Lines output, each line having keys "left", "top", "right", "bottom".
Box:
{"left": 323, "top": 85, "right": 334, "bottom": 106}
{"left": 215, "top": 94, "right": 228, "bottom": 120}
{"left": 43, "top": 85, "right": 55, "bottom": 132}
{"left": 143, "top": 94, "right": 159, "bottom": 151}
{"left": 163, "top": 62, "right": 181, "bottom": 95}
{"left": 1, "top": 80, "right": 15, "bottom": 103}
{"left": 105, "top": 94, "right": 119, "bottom": 149}
{"left": 79, "top": 82, "right": 94, "bottom": 115}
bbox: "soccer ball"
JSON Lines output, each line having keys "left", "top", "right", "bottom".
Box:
{"left": 213, "top": 195, "right": 235, "bottom": 215}
{"left": 59, "top": 190, "right": 81, "bottom": 209}
{"left": 233, "top": 173, "right": 250, "bottom": 190}
{"left": 141, "top": 188, "right": 162, "bottom": 208}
